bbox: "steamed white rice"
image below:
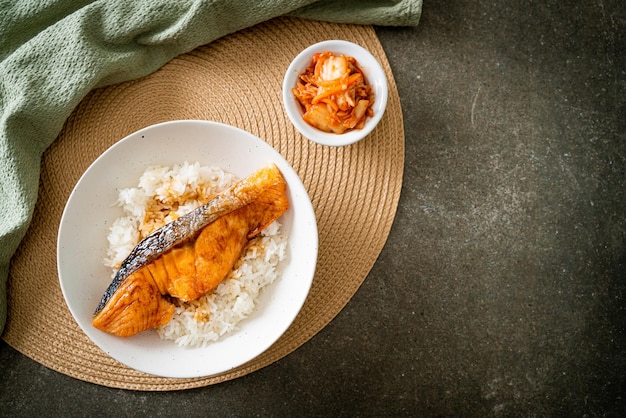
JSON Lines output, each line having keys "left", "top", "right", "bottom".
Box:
{"left": 104, "top": 161, "right": 288, "bottom": 347}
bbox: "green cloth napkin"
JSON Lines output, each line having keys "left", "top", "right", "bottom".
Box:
{"left": 0, "top": 0, "right": 421, "bottom": 334}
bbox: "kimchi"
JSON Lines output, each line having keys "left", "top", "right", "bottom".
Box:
{"left": 292, "top": 52, "right": 374, "bottom": 134}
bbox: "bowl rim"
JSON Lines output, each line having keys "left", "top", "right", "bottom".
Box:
{"left": 57, "top": 119, "right": 318, "bottom": 378}
{"left": 282, "top": 40, "right": 388, "bottom": 147}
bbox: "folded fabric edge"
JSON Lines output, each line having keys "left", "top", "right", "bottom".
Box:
{"left": 289, "top": 0, "right": 423, "bottom": 27}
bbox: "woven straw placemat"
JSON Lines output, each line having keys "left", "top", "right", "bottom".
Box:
{"left": 3, "top": 17, "right": 404, "bottom": 391}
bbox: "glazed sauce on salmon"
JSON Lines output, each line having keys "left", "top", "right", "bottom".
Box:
{"left": 92, "top": 164, "right": 289, "bottom": 337}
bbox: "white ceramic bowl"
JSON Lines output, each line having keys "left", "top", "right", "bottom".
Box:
{"left": 282, "top": 40, "right": 388, "bottom": 147}
{"left": 57, "top": 120, "right": 318, "bottom": 378}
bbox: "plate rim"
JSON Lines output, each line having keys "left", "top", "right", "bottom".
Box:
{"left": 57, "top": 119, "right": 318, "bottom": 378}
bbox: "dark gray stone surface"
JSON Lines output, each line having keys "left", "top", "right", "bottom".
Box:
{"left": 1, "top": 0, "right": 624, "bottom": 416}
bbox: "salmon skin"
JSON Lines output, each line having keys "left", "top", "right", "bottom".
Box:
{"left": 92, "top": 163, "right": 289, "bottom": 337}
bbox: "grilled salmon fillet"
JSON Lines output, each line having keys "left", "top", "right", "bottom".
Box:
{"left": 92, "top": 163, "right": 289, "bottom": 337}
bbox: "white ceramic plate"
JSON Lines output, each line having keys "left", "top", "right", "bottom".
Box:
{"left": 57, "top": 120, "right": 318, "bottom": 378}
